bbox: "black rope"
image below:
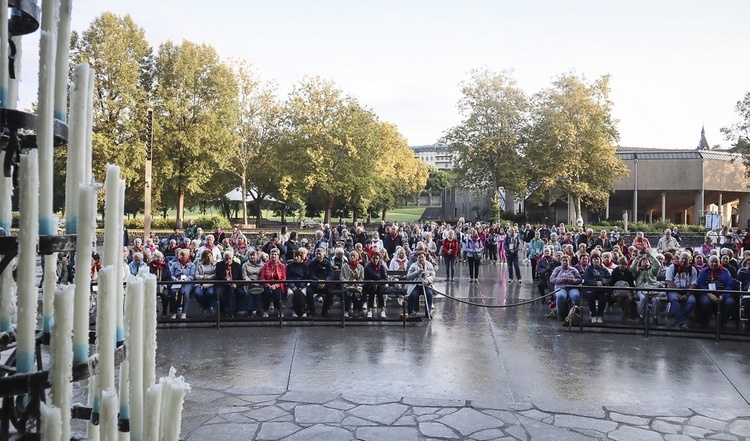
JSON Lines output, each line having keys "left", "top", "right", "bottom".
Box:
{"left": 432, "top": 287, "right": 561, "bottom": 308}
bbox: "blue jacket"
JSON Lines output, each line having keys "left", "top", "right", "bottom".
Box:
{"left": 696, "top": 265, "right": 735, "bottom": 293}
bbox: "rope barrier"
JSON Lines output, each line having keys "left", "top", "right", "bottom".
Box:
{"left": 431, "top": 287, "right": 560, "bottom": 308}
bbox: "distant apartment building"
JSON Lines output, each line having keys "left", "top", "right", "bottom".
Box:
{"left": 410, "top": 145, "right": 457, "bottom": 170}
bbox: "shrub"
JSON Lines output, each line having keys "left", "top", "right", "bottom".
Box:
{"left": 124, "top": 217, "right": 144, "bottom": 229}
{"left": 193, "top": 215, "right": 232, "bottom": 230}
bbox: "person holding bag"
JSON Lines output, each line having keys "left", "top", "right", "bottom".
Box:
{"left": 465, "top": 229, "right": 483, "bottom": 283}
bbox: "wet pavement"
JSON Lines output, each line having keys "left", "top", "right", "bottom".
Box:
{"left": 152, "top": 262, "right": 750, "bottom": 440}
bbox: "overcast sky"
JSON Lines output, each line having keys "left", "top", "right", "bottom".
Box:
{"left": 15, "top": 0, "right": 750, "bottom": 149}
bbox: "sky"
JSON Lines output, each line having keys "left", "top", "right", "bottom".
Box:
{"left": 15, "top": 0, "right": 750, "bottom": 149}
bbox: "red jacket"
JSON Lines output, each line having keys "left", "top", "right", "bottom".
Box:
{"left": 442, "top": 238, "right": 459, "bottom": 257}
{"left": 260, "top": 260, "right": 287, "bottom": 292}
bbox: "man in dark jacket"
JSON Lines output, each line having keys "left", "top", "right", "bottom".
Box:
{"left": 383, "top": 226, "right": 403, "bottom": 257}
{"left": 306, "top": 248, "right": 334, "bottom": 317}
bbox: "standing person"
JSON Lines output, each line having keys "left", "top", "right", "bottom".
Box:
{"left": 364, "top": 253, "right": 388, "bottom": 318}
{"left": 260, "top": 249, "right": 287, "bottom": 317}
{"left": 406, "top": 252, "right": 435, "bottom": 317}
{"left": 496, "top": 227, "right": 507, "bottom": 266}
{"left": 442, "top": 230, "right": 459, "bottom": 282}
{"left": 504, "top": 228, "right": 523, "bottom": 283}
{"left": 529, "top": 231, "right": 545, "bottom": 281}
{"left": 485, "top": 228, "right": 498, "bottom": 263}
{"left": 465, "top": 229, "right": 483, "bottom": 283}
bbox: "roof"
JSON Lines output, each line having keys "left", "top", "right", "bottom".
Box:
{"left": 411, "top": 144, "right": 454, "bottom": 153}
{"left": 615, "top": 146, "right": 742, "bottom": 162}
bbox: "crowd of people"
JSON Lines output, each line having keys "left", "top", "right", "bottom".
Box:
{"left": 72, "top": 218, "right": 750, "bottom": 328}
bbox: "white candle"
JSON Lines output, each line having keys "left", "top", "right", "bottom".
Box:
{"left": 96, "top": 266, "right": 116, "bottom": 397}
{"left": 142, "top": 274, "right": 157, "bottom": 395}
{"left": 116, "top": 179, "right": 126, "bottom": 342}
{"left": 143, "top": 384, "right": 162, "bottom": 441}
{"left": 7, "top": 35, "right": 21, "bottom": 109}
{"left": 101, "top": 388, "right": 118, "bottom": 441}
{"left": 40, "top": 402, "right": 62, "bottom": 441}
{"left": 87, "top": 373, "right": 100, "bottom": 440}
{"left": 85, "top": 69, "right": 95, "bottom": 184}
{"left": 0, "top": 151, "right": 12, "bottom": 331}
{"left": 103, "top": 164, "right": 121, "bottom": 269}
{"left": 118, "top": 358, "right": 130, "bottom": 440}
{"left": 50, "top": 284, "right": 74, "bottom": 441}
{"left": 0, "top": 0, "right": 8, "bottom": 108}
{"left": 160, "top": 367, "right": 190, "bottom": 441}
{"left": 37, "top": 0, "right": 58, "bottom": 237}
{"left": 54, "top": 0, "right": 72, "bottom": 121}
{"left": 73, "top": 184, "right": 96, "bottom": 362}
{"left": 64, "top": 63, "right": 90, "bottom": 234}
{"left": 126, "top": 276, "right": 144, "bottom": 441}
{"left": 16, "top": 151, "right": 39, "bottom": 374}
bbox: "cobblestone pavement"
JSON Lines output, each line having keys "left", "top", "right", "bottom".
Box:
{"left": 180, "top": 386, "right": 750, "bottom": 440}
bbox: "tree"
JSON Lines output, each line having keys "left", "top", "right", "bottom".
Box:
{"left": 526, "top": 73, "right": 627, "bottom": 221}
{"left": 69, "top": 13, "right": 154, "bottom": 214}
{"left": 441, "top": 68, "right": 530, "bottom": 220}
{"left": 229, "top": 60, "right": 285, "bottom": 227}
{"left": 425, "top": 166, "right": 451, "bottom": 193}
{"left": 722, "top": 91, "right": 750, "bottom": 177}
{"left": 152, "top": 40, "right": 238, "bottom": 226}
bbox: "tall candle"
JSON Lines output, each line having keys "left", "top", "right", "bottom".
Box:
{"left": 118, "top": 358, "right": 130, "bottom": 440}
{"left": 0, "top": 153, "right": 12, "bottom": 331}
{"left": 54, "top": 0, "right": 72, "bottom": 121}
{"left": 37, "top": 0, "right": 58, "bottom": 236}
{"left": 88, "top": 374, "right": 100, "bottom": 440}
{"left": 40, "top": 402, "right": 62, "bottom": 441}
{"left": 64, "top": 63, "right": 90, "bottom": 234}
{"left": 116, "top": 179, "right": 126, "bottom": 342}
{"left": 103, "top": 164, "right": 121, "bottom": 269}
{"left": 50, "top": 284, "right": 74, "bottom": 441}
{"left": 101, "top": 388, "right": 118, "bottom": 441}
{"left": 160, "top": 368, "right": 190, "bottom": 441}
{"left": 0, "top": 0, "right": 8, "bottom": 108}
{"left": 16, "top": 151, "right": 39, "bottom": 374}
{"left": 7, "top": 35, "right": 21, "bottom": 109}
{"left": 73, "top": 184, "right": 96, "bottom": 362}
{"left": 142, "top": 274, "right": 157, "bottom": 395}
{"left": 143, "top": 384, "right": 161, "bottom": 441}
{"left": 96, "top": 267, "right": 116, "bottom": 397}
{"left": 126, "top": 276, "right": 144, "bottom": 441}
{"left": 85, "top": 69, "right": 95, "bottom": 184}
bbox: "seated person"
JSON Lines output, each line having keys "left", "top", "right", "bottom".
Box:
{"left": 549, "top": 255, "right": 582, "bottom": 321}
{"left": 128, "top": 252, "right": 147, "bottom": 276}
{"left": 260, "top": 249, "right": 287, "bottom": 317}
{"left": 630, "top": 250, "right": 661, "bottom": 323}
{"left": 583, "top": 254, "right": 611, "bottom": 323}
{"left": 193, "top": 249, "right": 217, "bottom": 314}
{"left": 610, "top": 256, "right": 636, "bottom": 319}
{"left": 215, "top": 250, "right": 243, "bottom": 317}
{"left": 286, "top": 250, "right": 309, "bottom": 318}
{"left": 406, "top": 252, "right": 435, "bottom": 317}
{"left": 665, "top": 252, "right": 698, "bottom": 329}
{"left": 241, "top": 250, "right": 264, "bottom": 316}
{"left": 340, "top": 250, "right": 365, "bottom": 318}
{"left": 364, "top": 253, "right": 388, "bottom": 319}
{"left": 696, "top": 255, "right": 737, "bottom": 326}
{"left": 536, "top": 247, "right": 558, "bottom": 302}
{"left": 148, "top": 251, "right": 172, "bottom": 318}
{"left": 306, "top": 248, "right": 334, "bottom": 317}
{"left": 169, "top": 249, "right": 195, "bottom": 319}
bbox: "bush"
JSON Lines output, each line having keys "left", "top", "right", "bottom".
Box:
{"left": 151, "top": 218, "right": 177, "bottom": 230}
{"left": 193, "top": 215, "right": 232, "bottom": 230}
{"left": 124, "top": 217, "right": 144, "bottom": 229}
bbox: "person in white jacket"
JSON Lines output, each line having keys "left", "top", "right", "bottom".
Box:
{"left": 406, "top": 252, "right": 435, "bottom": 317}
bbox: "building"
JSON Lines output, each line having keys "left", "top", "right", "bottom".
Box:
{"left": 411, "top": 145, "right": 457, "bottom": 170}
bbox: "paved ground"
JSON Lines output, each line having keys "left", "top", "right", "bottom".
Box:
{"left": 98, "top": 261, "right": 750, "bottom": 439}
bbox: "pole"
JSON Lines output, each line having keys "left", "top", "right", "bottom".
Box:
{"left": 144, "top": 108, "right": 153, "bottom": 242}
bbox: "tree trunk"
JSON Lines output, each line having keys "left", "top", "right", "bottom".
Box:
{"left": 281, "top": 204, "right": 287, "bottom": 224}
{"left": 324, "top": 193, "right": 334, "bottom": 225}
{"left": 352, "top": 208, "right": 358, "bottom": 223}
{"left": 381, "top": 209, "right": 387, "bottom": 222}
{"left": 575, "top": 196, "right": 582, "bottom": 225}
{"left": 177, "top": 186, "right": 185, "bottom": 229}
{"left": 367, "top": 211, "right": 372, "bottom": 224}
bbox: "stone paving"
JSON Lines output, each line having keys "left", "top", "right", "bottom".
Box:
{"left": 179, "top": 384, "right": 750, "bottom": 440}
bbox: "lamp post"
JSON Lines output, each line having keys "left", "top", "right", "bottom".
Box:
{"left": 144, "top": 108, "right": 153, "bottom": 241}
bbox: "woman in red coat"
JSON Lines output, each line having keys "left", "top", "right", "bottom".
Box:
{"left": 442, "top": 229, "right": 459, "bottom": 282}
{"left": 261, "top": 249, "right": 287, "bottom": 317}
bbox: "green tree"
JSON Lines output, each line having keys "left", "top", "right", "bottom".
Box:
{"left": 229, "top": 59, "right": 286, "bottom": 227}
{"left": 425, "top": 166, "right": 451, "bottom": 193}
{"left": 722, "top": 91, "right": 750, "bottom": 177}
{"left": 152, "top": 40, "right": 238, "bottom": 226}
{"left": 527, "top": 73, "right": 627, "bottom": 221}
{"left": 441, "top": 68, "right": 530, "bottom": 219}
{"left": 69, "top": 12, "right": 154, "bottom": 215}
